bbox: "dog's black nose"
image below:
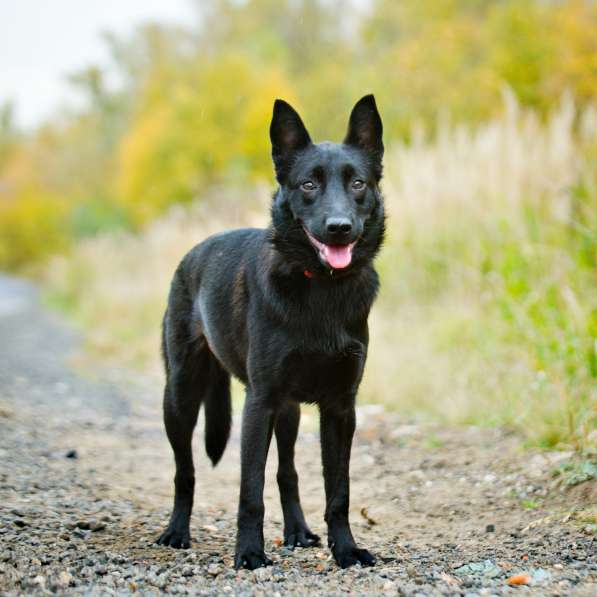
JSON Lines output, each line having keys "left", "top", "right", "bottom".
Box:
{"left": 326, "top": 218, "right": 352, "bottom": 236}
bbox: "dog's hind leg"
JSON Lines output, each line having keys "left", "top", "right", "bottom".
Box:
{"left": 157, "top": 289, "right": 213, "bottom": 549}
{"left": 275, "top": 402, "right": 320, "bottom": 548}
{"left": 157, "top": 324, "right": 233, "bottom": 548}
{"left": 157, "top": 343, "right": 203, "bottom": 548}
{"left": 157, "top": 383, "right": 197, "bottom": 547}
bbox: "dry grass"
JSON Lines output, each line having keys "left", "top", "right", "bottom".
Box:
{"left": 44, "top": 187, "right": 269, "bottom": 368}
{"left": 44, "top": 95, "right": 597, "bottom": 450}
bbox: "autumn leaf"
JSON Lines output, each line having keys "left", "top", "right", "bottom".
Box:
{"left": 507, "top": 572, "right": 532, "bottom": 586}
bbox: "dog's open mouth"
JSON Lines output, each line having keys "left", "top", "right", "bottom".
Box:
{"left": 303, "top": 228, "right": 356, "bottom": 269}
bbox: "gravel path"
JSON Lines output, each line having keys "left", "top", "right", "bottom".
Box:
{"left": 0, "top": 274, "right": 595, "bottom": 596}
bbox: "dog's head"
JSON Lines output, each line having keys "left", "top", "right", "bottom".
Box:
{"left": 270, "top": 95, "right": 385, "bottom": 274}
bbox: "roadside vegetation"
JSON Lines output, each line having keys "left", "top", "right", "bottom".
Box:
{"left": 44, "top": 96, "right": 597, "bottom": 451}
{"left": 1, "top": 0, "right": 595, "bottom": 450}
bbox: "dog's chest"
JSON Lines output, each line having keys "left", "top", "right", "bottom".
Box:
{"left": 282, "top": 342, "right": 366, "bottom": 402}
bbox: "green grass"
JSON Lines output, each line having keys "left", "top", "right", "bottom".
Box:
{"left": 365, "top": 186, "right": 596, "bottom": 450}
{"left": 556, "top": 460, "right": 597, "bottom": 487}
{"left": 521, "top": 499, "right": 540, "bottom": 510}
{"left": 424, "top": 435, "right": 445, "bottom": 449}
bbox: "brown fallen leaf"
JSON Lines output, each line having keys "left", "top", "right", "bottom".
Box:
{"left": 201, "top": 524, "right": 218, "bottom": 533}
{"left": 507, "top": 573, "right": 532, "bottom": 586}
{"left": 360, "top": 507, "right": 378, "bottom": 525}
{"left": 315, "top": 563, "right": 325, "bottom": 572}
{"left": 440, "top": 572, "right": 460, "bottom": 586}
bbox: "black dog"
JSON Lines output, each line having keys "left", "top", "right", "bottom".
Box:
{"left": 157, "top": 95, "right": 385, "bottom": 570}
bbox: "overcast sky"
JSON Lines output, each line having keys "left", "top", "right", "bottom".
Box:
{"left": 0, "top": 0, "right": 197, "bottom": 129}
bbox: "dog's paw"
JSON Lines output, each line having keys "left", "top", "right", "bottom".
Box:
{"left": 156, "top": 526, "right": 191, "bottom": 549}
{"left": 234, "top": 548, "right": 273, "bottom": 570}
{"left": 284, "top": 529, "right": 321, "bottom": 549}
{"left": 332, "top": 545, "right": 375, "bottom": 569}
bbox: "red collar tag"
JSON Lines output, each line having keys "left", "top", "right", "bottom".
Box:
{"left": 303, "top": 269, "right": 313, "bottom": 279}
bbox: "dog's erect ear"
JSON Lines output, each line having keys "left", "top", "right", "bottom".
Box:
{"left": 344, "top": 94, "right": 384, "bottom": 175}
{"left": 270, "top": 99, "right": 311, "bottom": 183}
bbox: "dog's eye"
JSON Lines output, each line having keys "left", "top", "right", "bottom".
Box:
{"left": 352, "top": 179, "right": 366, "bottom": 191}
{"left": 300, "top": 181, "right": 316, "bottom": 192}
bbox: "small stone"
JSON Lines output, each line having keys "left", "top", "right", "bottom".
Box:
{"left": 254, "top": 566, "right": 273, "bottom": 581}
{"left": 14, "top": 519, "right": 28, "bottom": 528}
{"left": 65, "top": 449, "right": 78, "bottom": 459}
{"left": 485, "top": 524, "right": 495, "bottom": 533}
{"left": 181, "top": 565, "right": 194, "bottom": 577}
{"left": 89, "top": 520, "right": 106, "bottom": 532}
{"left": 32, "top": 575, "right": 46, "bottom": 588}
{"left": 202, "top": 524, "right": 218, "bottom": 533}
{"left": 57, "top": 570, "right": 73, "bottom": 587}
{"left": 155, "top": 576, "right": 168, "bottom": 589}
{"left": 76, "top": 520, "right": 91, "bottom": 530}
{"left": 207, "top": 563, "right": 221, "bottom": 577}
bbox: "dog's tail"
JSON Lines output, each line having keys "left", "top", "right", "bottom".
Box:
{"left": 203, "top": 356, "right": 232, "bottom": 467}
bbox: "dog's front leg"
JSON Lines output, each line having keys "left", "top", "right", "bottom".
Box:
{"left": 234, "top": 391, "right": 275, "bottom": 569}
{"left": 275, "top": 401, "right": 320, "bottom": 548}
{"left": 320, "top": 402, "right": 375, "bottom": 568}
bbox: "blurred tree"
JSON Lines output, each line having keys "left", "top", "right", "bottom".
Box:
{"left": 547, "top": 0, "right": 597, "bottom": 103}
{"left": 486, "top": 0, "right": 552, "bottom": 109}
{"left": 2, "top": 0, "right": 597, "bottom": 268}
{"left": 0, "top": 101, "right": 20, "bottom": 170}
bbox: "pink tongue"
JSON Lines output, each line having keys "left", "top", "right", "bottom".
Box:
{"left": 322, "top": 244, "right": 353, "bottom": 269}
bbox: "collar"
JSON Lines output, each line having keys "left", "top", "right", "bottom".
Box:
{"left": 303, "top": 268, "right": 341, "bottom": 279}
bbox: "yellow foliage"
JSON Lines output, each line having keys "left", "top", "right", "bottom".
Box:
{"left": 117, "top": 105, "right": 173, "bottom": 224}
{"left": 0, "top": 191, "right": 69, "bottom": 270}
{"left": 238, "top": 69, "right": 298, "bottom": 180}
{"left": 547, "top": 0, "right": 597, "bottom": 103}
{"left": 116, "top": 55, "right": 296, "bottom": 223}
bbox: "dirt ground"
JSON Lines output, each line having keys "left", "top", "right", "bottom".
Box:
{"left": 0, "top": 274, "right": 595, "bottom": 596}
